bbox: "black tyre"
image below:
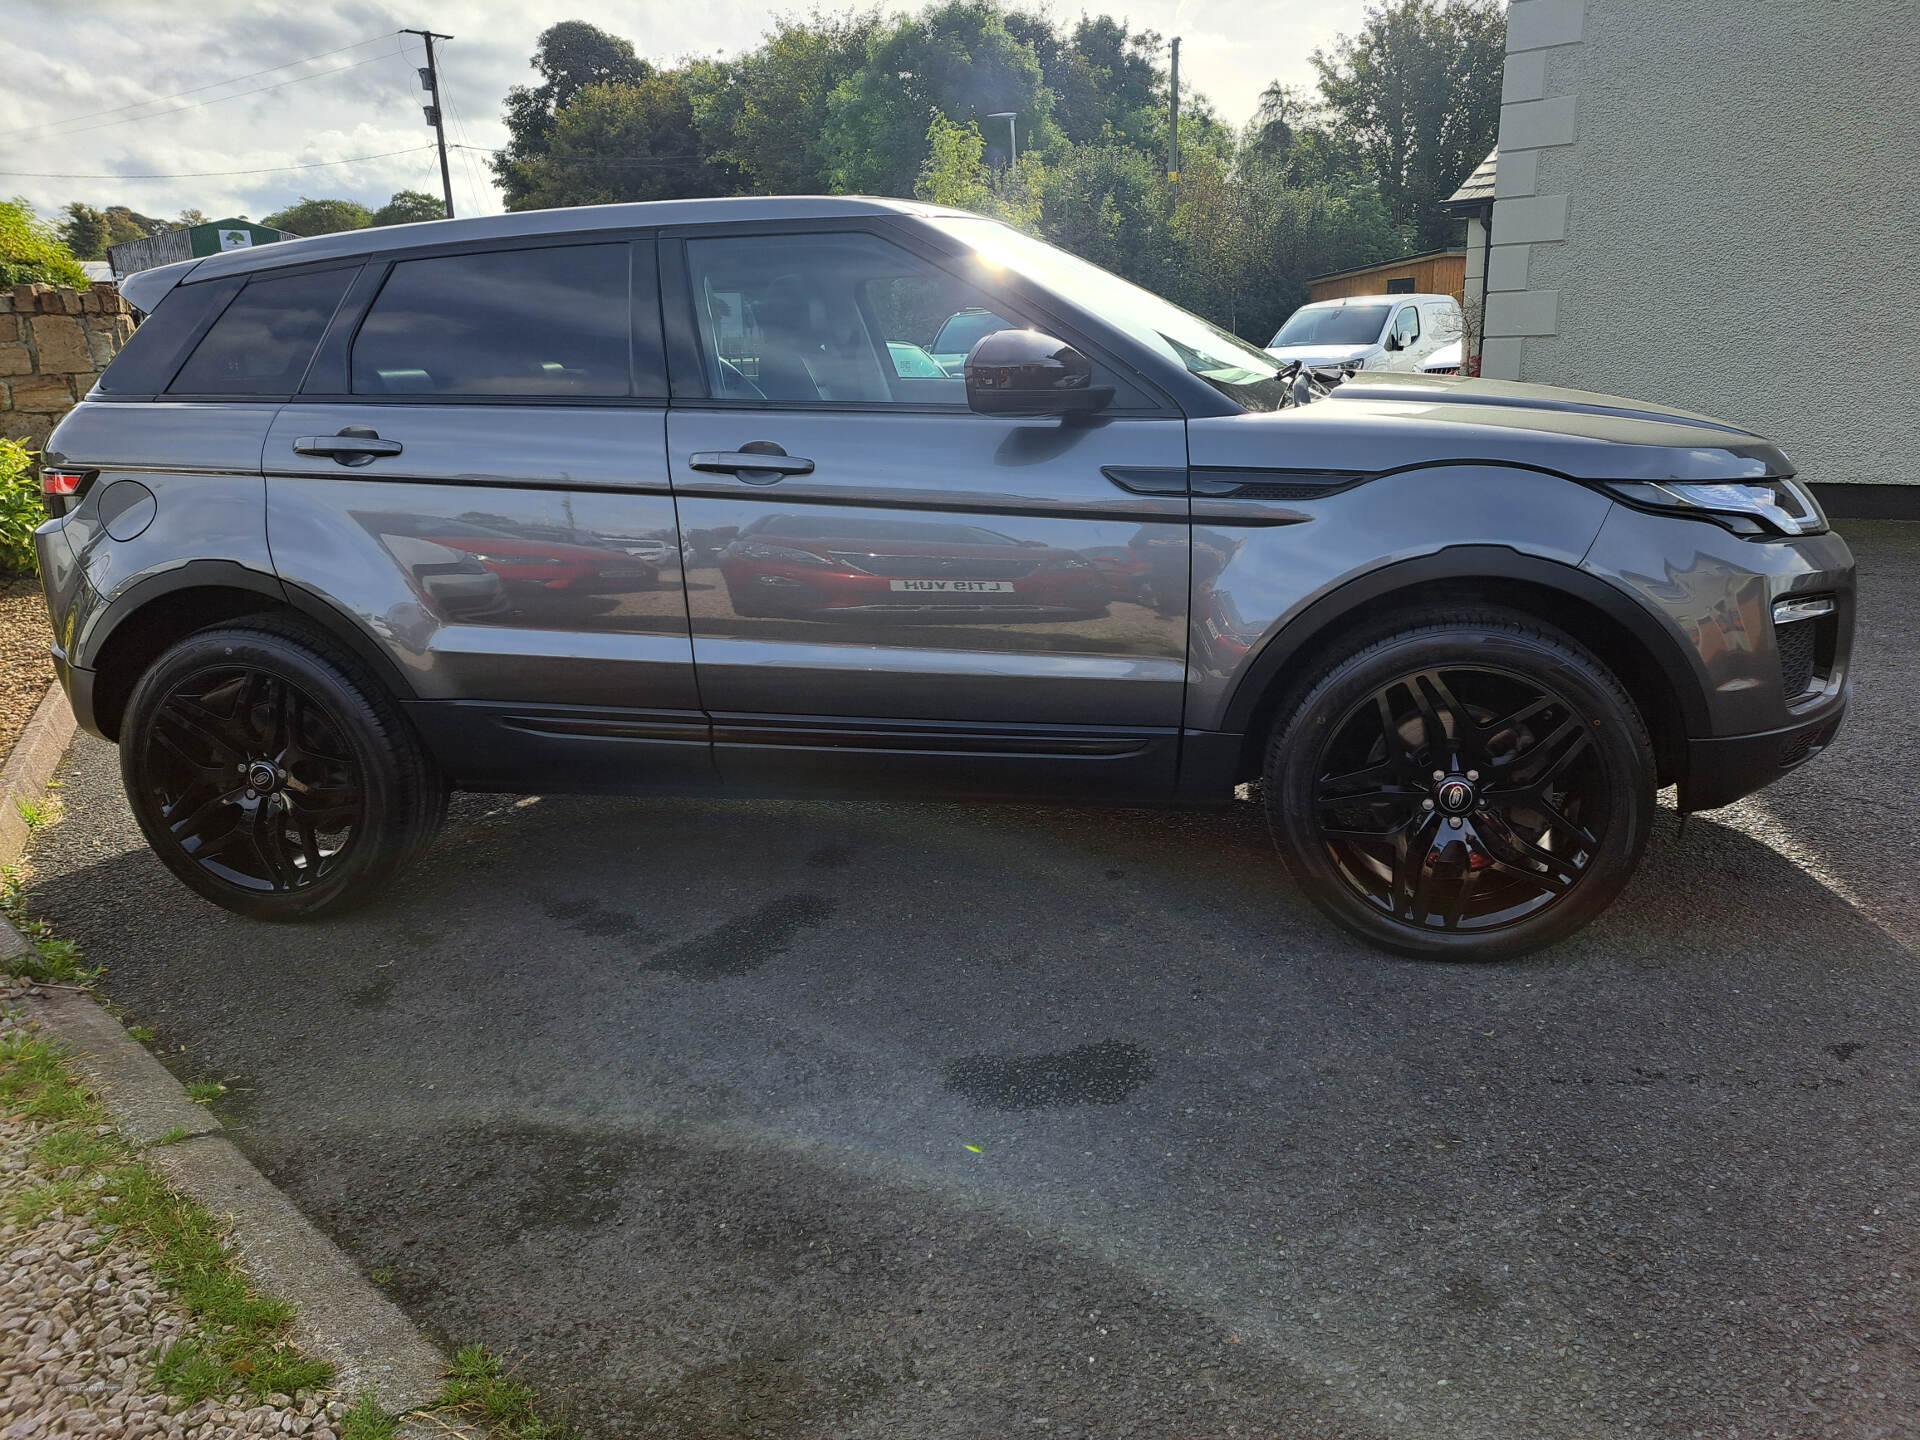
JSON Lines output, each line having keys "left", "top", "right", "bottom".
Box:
{"left": 1265, "top": 608, "right": 1654, "bottom": 960}
{"left": 121, "top": 618, "right": 447, "bottom": 921}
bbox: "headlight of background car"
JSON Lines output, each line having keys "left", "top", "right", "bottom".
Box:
{"left": 1600, "top": 476, "right": 1828, "bottom": 538}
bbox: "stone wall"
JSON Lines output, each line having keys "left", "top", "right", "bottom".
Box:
{"left": 0, "top": 282, "right": 134, "bottom": 452}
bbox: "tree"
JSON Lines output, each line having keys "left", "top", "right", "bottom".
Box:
{"left": 1312, "top": 0, "right": 1506, "bottom": 247}
{"left": 177, "top": 208, "right": 210, "bottom": 226}
{"left": 261, "top": 198, "right": 373, "bottom": 236}
{"left": 507, "top": 74, "right": 735, "bottom": 209}
{"left": 101, "top": 206, "right": 165, "bottom": 246}
{"left": 914, "top": 114, "right": 993, "bottom": 210}
{"left": 57, "top": 202, "right": 110, "bottom": 259}
{"left": 0, "top": 198, "right": 89, "bottom": 288}
{"left": 371, "top": 190, "right": 447, "bottom": 226}
{"left": 493, "top": 21, "right": 650, "bottom": 208}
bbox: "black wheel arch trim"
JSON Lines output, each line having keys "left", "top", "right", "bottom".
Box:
{"left": 1217, "top": 544, "right": 1714, "bottom": 740}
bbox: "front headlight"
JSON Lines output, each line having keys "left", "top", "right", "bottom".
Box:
{"left": 1601, "top": 476, "right": 1827, "bottom": 538}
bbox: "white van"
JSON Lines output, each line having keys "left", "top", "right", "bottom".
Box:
{"left": 1266, "top": 293, "right": 1463, "bottom": 372}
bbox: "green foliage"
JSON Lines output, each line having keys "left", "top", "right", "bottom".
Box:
{"left": 438, "top": 1344, "right": 577, "bottom": 1440}
{"left": 915, "top": 114, "right": 994, "bottom": 210}
{"left": 1, "top": 437, "right": 44, "bottom": 578}
{"left": 1312, "top": 0, "right": 1506, "bottom": 247}
{"left": 370, "top": 189, "right": 446, "bottom": 226}
{"left": 1, "top": 864, "right": 98, "bottom": 983}
{"left": 508, "top": 75, "right": 734, "bottom": 209}
{"left": 57, "top": 202, "right": 110, "bottom": 259}
{"left": 339, "top": 1390, "right": 401, "bottom": 1440}
{"left": 0, "top": 197, "right": 88, "bottom": 288}
{"left": 494, "top": 21, "right": 651, "bottom": 208}
{"left": 261, "top": 197, "right": 373, "bottom": 236}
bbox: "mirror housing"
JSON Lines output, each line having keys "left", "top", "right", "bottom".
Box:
{"left": 1383, "top": 332, "right": 1402, "bottom": 351}
{"left": 965, "top": 329, "right": 1114, "bottom": 417}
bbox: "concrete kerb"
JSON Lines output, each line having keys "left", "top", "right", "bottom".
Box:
{"left": 3, "top": 905, "right": 474, "bottom": 1430}
{"left": 0, "top": 682, "right": 77, "bottom": 868}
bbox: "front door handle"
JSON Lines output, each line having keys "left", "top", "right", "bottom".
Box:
{"left": 294, "top": 427, "right": 403, "bottom": 467}
{"left": 689, "top": 443, "right": 815, "bottom": 483}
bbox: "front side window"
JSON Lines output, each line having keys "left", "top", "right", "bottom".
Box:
{"left": 1394, "top": 306, "right": 1421, "bottom": 344}
{"left": 685, "top": 232, "right": 1016, "bottom": 406}
{"left": 169, "top": 268, "right": 353, "bottom": 396}
{"left": 351, "top": 245, "right": 630, "bottom": 397}
{"left": 1270, "top": 303, "right": 1393, "bottom": 348}
{"left": 929, "top": 217, "right": 1289, "bottom": 411}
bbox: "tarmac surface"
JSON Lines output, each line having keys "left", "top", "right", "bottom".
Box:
{"left": 23, "top": 521, "right": 1920, "bottom": 1439}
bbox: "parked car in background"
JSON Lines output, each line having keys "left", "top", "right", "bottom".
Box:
{"left": 1267, "top": 293, "right": 1462, "bottom": 372}
{"left": 35, "top": 196, "right": 1853, "bottom": 961}
{"left": 1421, "top": 339, "right": 1464, "bottom": 375}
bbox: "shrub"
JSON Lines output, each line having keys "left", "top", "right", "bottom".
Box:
{"left": 0, "top": 197, "right": 89, "bottom": 289}
{"left": 0, "top": 438, "right": 43, "bottom": 577}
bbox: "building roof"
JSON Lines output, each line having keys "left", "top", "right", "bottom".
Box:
{"left": 1306, "top": 248, "right": 1466, "bottom": 284}
{"left": 1439, "top": 148, "right": 1499, "bottom": 214}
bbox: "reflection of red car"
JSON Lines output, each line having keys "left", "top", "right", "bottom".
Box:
{"left": 1080, "top": 545, "right": 1154, "bottom": 603}
{"left": 368, "top": 515, "right": 658, "bottom": 594}
{"left": 718, "top": 514, "right": 1110, "bottom": 620}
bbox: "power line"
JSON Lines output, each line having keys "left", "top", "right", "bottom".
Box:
{"left": 450, "top": 143, "right": 701, "bottom": 172}
{"left": 1, "top": 31, "right": 400, "bottom": 138}
{"left": 5, "top": 43, "right": 403, "bottom": 144}
{"left": 0, "top": 145, "right": 437, "bottom": 181}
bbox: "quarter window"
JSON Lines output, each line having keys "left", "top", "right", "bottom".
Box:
{"left": 683, "top": 232, "right": 1015, "bottom": 406}
{"left": 168, "top": 268, "right": 353, "bottom": 396}
{"left": 351, "top": 245, "right": 631, "bottom": 397}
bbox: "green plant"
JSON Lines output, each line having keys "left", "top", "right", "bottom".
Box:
{"left": 437, "top": 1344, "right": 577, "bottom": 1440}
{"left": 0, "top": 438, "right": 44, "bottom": 578}
{"left": 186, "top": 1079, "right": 226, "bottom": 1105}
{"left": 127, "top": 1024, "right": 157, "bottom": 1046}
{"left": 0, "top": 197, "right": 89, "bottom": 288}
{"left": 339, "top": 1389, "right": 401, "bottom": 1440}
{"left": 0, "top": 866, "right": 96, "bottom": 983}
{"left": 15, "top": 794, "right": 58, "bottom": 830}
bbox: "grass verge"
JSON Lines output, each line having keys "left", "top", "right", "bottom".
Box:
{"left": 0, "top": 1020, "right": 331, "bottom": 1403}
{"left": 434, "top": 1344, "right": 578, "bottom": 1440}
{"left": 1, "top": 862, "right": 97, "bottom": 984}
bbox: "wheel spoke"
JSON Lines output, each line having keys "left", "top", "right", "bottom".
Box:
{"left": 1476, "top": 811, "right": 1581, "bottom": 890}
{"left": 1441, "top": 868, "right": 1479, "bottom": 930}
{"left": 157, "top": 698, "right": 243, "bottom": 764}
{"left": 250, "top": 806, "right": 295, "bottom": 890}
{"left": 166, "top": 787, "right": 237, "bottom": 845}
{"left": 1407, "top": 675, "right": 1455, "bottom": 766}
{"left": 1390, "top": 811, "right": 1441, "bottom": 920}
{"left": 1508, "top": 716, "right": 1587, "bottom": 788}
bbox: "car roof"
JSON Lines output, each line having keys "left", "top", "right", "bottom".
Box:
{"left": 1298, "top": 293, "right": 1457, "bottom": 309}
{"left": 120, "top": 195, "right": 973, "bottom": 311}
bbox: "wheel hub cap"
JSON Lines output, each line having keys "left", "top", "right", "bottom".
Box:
{"left": 1435, "top": 777, "right": 1475, "bottom": 814}
{"left": 246, "top": 760, "right": 281, "bottom": 793}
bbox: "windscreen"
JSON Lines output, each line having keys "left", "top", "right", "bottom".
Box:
{"left": 1270, "top": 305, "right": 1391, "bottom": 347}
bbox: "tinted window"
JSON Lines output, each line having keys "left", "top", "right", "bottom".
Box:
{"left": 169, "top": 268, "right": 353, "bottom": 395}
{"left": 684, "top": 232, "right": 1014, "bottom": 406}
{"left": 95, "top": 277, "right": 242, "bottom": 395}
{"left": 352, "top": 245, "right": 630, "bottom": 397}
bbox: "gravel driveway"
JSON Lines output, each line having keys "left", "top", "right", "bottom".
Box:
{"left": 20, "top": 522, "right": 1920, "bottom": 1440}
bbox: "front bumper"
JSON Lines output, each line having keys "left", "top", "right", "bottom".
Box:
{"left": 1682, "top": 691, "right": 1849, "bottom": 811}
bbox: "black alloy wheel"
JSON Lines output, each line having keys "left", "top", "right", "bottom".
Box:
{"left": 1267, "top": 610, "right": 1653, "bottom": 959}
{"left": 143, "top": 667, "right": 364, "bottom": 895}
{"left": 122, "top": 620, "right": 446, "bottom": 920}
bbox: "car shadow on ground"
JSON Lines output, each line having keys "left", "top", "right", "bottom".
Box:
{"left": 24, "top": 754, "right": 1920, "bottom": 1439}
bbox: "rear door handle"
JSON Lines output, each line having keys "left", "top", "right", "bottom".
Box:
{"left": 294, "top": 427, "right": 403, "bottom": 466}
{"left": 689, "top": 446, "right": 815, "bottom": 481}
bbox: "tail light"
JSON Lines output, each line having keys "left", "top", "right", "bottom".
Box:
{"left": 40, "top": 467, "right": 94, "bottom": 518}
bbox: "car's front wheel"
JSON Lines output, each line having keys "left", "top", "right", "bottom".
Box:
{"left": 1265, "top": 609, "right": 1654, "bottom": 959}
{"left": 121, "top": 619, "right": 446, "bottom": 921}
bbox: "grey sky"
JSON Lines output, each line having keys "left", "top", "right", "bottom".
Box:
{"left": 3, "top": 0, "right": 1371, "bottom": 225}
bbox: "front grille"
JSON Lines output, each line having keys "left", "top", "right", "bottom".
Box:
{"left": 1426, "top": 365, "right": 1461, "bottom": 375}
{"left": 1776, "top": 618, "right": 1817, "bottom": 698}
{"left": 830, "top": 552, "right": 1035, "bottom": 579}
{"left": 1779, "top": 719, "right": 1839, "bottom": 770}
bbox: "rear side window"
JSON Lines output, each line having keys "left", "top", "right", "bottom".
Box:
{"left": 351, "top": 244, "right": 631, "bottom": 397}
{"left": 169, "top": 267, "right": 355, "bottom": 396}
{"left": 95, "top": 277, "right": 241, "bottom": 395}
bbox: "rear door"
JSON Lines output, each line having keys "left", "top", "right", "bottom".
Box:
{"left": 661, "top": 223, "right": 1190, "bottom": 799}
{"left": 263, "top": 235, "right": 708, "bottom": 788}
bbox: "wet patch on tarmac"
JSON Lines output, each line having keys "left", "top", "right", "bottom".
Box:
{"left": 539, "top": 894, "right": 662, "bottom": 944}
{"left": 646, "top": 893, "right": 836, "bottom": 980}
{"left": 942, "top": 1039, "right": 1156, "bottom": 1111}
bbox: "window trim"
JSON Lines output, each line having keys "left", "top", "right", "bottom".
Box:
{"left": 656, "top": 217, "right": 1180, "bottom": 418}
{"left": 294, "top": 232, "right": 667, "bottom": 406}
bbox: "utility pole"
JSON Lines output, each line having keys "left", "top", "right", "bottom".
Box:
{"left": 1167, "top": 36, "right": 1181, "bottom": 189}
{"left": 403, "top": 28, "right": 456, "bottom": 219}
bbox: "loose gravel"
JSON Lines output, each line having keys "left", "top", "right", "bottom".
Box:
{"left": 0, "top": 1001, "right": 350, "bottom": 1440}
{"left": 0, "top": 578, "right": 54, "bottom": 767}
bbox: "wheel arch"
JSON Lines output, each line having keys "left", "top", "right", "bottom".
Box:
{"left": 1222, "top": 546, "right": 1709, "bottom": 788}
{"left": 83, "top": 563, "right": 419, "bottom": 742}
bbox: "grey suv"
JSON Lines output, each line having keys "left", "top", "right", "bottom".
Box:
{"left": 33, "top": 198, "right": 1854, "bottom": 958}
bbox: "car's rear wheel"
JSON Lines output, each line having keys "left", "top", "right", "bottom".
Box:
{"left": 121, "top": 619, "right": 446, "bottom": 921}
{"left": 1265, "top": 609, "right": 1654, "bottom": 959}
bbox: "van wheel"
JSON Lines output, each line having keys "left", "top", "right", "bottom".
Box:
{"left": 121, "top": 619, "right": 446, "bottom": 921}
{"left": 1264, "top": 609, "right": 1654, "bottom": 960}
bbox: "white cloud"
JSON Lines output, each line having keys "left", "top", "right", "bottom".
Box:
{"left": 4, "top": 0, "right": 1371, "bottom": 224}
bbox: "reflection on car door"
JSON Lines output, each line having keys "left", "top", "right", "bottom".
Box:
{"left": 263, "top": 237, "right": 708, "bottom": 787}
{"left": 664, "top": 227, "right": 1189, "bottom": 799}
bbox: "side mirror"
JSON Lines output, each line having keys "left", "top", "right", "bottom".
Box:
{"left": 1383, "top": 332, "right": 1402, "bottom": 351}
{"left": 965, "top": 329, "right": 1114, "bottom": 417}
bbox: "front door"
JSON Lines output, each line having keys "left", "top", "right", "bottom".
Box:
{"left": 663, "top": 227, "right": 1190, "bottom": 799}
{"left": 264, "top": 237, "right": 707, "bottom": 787}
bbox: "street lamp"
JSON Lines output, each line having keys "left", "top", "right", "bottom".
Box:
{"left": 988, "top": 111, "right": 1018, "bottom": 166}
